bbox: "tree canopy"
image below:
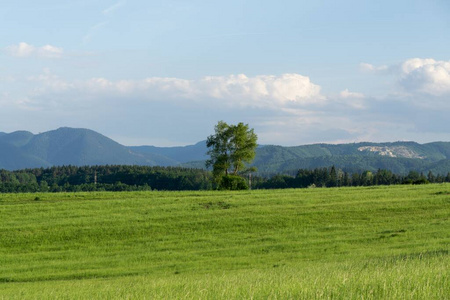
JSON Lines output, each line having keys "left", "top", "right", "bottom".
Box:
{"left": 206, "top": 121, "right": 258, "bottom": 187}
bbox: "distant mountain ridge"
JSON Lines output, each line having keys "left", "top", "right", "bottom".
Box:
{"left": 0, "top": 127, "right": 171, "bottom": 170}
{"left": 129, "top": 141, "right": 208, "bottom": 165}
{"left": 1, "top": 127, "right": 450, "bottom": 175}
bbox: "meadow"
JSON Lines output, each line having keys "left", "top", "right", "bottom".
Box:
{"left": 0, "top": 184, "right": 449, "bottom": 299}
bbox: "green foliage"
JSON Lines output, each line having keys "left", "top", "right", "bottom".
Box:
{"left": 206, "top": 121, "right": 257, "bottom": 185}
{"left": 218, "top": 175, "right": 249, "bottom": 190}
{"left": 0, "top": 185, "right": 449, "bottom": 298}
{"left": 206, "top": 121, "right": 232, "bottom": 178}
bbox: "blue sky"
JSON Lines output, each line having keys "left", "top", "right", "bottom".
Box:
{"left": 1, "top": 0, "right": 449, "bottom": 146}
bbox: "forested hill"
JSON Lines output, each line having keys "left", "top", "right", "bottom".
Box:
{"left": 248, "top": 142, "right": 450, "bottom": 175}
{"left": 1, "top": 127, "right": 450, "bottom": 175}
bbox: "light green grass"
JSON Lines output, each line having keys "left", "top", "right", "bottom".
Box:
{"left": 1, "top": 184, "right": 449, "bottom": 299}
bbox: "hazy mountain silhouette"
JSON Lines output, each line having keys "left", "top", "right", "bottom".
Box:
{"left": 0, "top": 128, "right": 175, "bottom": 170}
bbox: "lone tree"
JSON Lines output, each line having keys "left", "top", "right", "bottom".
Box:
{"left": 206, "top": 121, "right": 257, "bottom": 189}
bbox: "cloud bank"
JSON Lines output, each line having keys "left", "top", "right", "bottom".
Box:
{"left": 26, "top": 72, "right": 324, "bottom": 109}
{"left": 2, "top": 56, "right": 450, "bottom": 146}
{"left": 5, "top": 42, "right": 63, "bottom": 58}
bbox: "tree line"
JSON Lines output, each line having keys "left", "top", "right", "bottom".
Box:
{"left": 255, "top": 167, "right": 450, "bottom": 189}
{"left": 1, "top": 165, "right": 449, "bottom": 193}
{"left": 0, "top": 165, "right": 213, "bottom": 193}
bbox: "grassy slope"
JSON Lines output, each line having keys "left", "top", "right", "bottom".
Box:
{"left": 0, "top": 185, "right": 449, "bottom": 299}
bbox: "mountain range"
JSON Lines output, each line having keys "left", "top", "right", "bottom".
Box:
{"left": 1, "top": 127, "right": 450, "bottom": 175}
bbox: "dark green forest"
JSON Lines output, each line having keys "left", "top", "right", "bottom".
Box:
{"left": 1, "top": 165, "right": 449, "bottom": 193}
{"left": 0, "top": 166, "right": 213, "bottom": 193}
{"left": 256, "top": 167, "right": 450, "bottom": 189}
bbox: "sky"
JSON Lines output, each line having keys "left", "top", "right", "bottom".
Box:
{"left": 1, "top": 0, "right": 450, "bottom": 146}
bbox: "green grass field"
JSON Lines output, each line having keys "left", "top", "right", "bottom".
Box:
{"left": 1, "top": 184, "right": 449, "bottom": 299}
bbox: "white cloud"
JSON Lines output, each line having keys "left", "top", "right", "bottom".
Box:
{"left": 399, "top": 58, "right": 450, "bottom": 96}
{"left": 191, "top": 73, "right": 323, "bottom": 107}
{"left": 6, "top": 42, "right": 35, "bottom": 57}
{"left": 339, "top": 89, "right": 364, "bottom": 99}
{"left": 26, "top": 72, "right": 324, "bottom": 109}
{"left": 38, "top": 45, "right": 64, "bottom": 58}
{"left": 337, "top": 89, "right": 365, "bottom": 109}
{"left": 360, "top": 62, "right": 388, "bottom": 73}
{"left": 28, "top": 68, "right": 73, "bottom": 92}
{"left": 362, "top": 58, "right": 450, "bottom": 97}
{"left": 5, "top": 42, "right": 63, "bottom": 58}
